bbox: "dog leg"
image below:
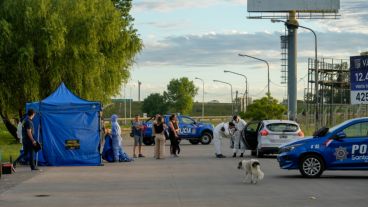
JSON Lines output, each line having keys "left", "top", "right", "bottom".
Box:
{"left": 243, "top": 172, "right": 248, "bottom": 183}
{"left": 251, "top": 174, "right": 255, "bottom": 184}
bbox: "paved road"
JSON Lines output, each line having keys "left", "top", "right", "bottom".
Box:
{"left": 1, "top": 138, "right": 368, "bottom": 207}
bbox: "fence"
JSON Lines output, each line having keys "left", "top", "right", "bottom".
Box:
{"left": 297, "top": 104, "right": 368, "bottom": 135}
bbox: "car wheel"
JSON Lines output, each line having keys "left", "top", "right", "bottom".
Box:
{"left": 143, "top": 137, "right": 154, "bottom": 146}
{"left": 200, "top": 132, "right": 212, "bottom": 145}
{"left": 299, "top": 155, "right": 324, "bottom": 178}
{"left": 189, "top": 139, "right": 200, "bottom": 145}
{"left": 256, "top": 148, "right": 264, "bottom": 158}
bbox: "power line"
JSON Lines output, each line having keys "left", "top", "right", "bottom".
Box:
{"left": 270, "top": 81, "right": 286, "bottom": 88}
{"left": 250, "top": 84, "right": 268, "bottom": 97}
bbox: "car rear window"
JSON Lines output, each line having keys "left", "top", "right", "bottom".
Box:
{"left": 266, "top": 123, "right": 299, "bottom": 132}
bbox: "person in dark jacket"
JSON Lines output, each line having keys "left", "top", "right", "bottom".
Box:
{"left": 168, "top": 114, "right": 180, "bottom": 157}
{"left": 13, "top": 109, "right": 39, "bottom": 170}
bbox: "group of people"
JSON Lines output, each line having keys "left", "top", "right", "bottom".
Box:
{"left": 15, "top": 108, "right": 248, "bottom": 170}
{"left": 104, "top": 113, "right": 247, "bottom": 161}
{"left": 213, "top": 115, "right": 247, "bottom": 158}
{"left": 102, "top": 113, "right": 182, "bottom": 162}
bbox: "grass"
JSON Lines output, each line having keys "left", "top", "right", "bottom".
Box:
{"left": 0, "top": 122, "right": 21, "bottom": 163}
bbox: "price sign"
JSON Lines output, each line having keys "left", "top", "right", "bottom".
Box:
{"left": 350, "top": 56, "right": 368, "bottom": 104}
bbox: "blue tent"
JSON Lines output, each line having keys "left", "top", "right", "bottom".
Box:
{"left": 26, "top": 83, "right": 102, "bottom": 166}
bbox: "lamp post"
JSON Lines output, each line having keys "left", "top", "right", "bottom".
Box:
{"left": 238, "top": 53, "right": 270, "bottom": 98}
{"left": 224, "top": 70, "right": 248, "bottom": 112}
{"left": 195, "top": 77, "right": 205, "bottom": 118}
{"left": 138, "top": 81, "right": 142, "bottom": 102}
{"left": 271, "top": 19, "right": 319, "bottom": 126}
{"left": 213, "top": 80, "right": 233, "bottom": 115}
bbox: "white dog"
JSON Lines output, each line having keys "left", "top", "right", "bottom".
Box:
{"left": 237, "top": 159, "right": 264, "bottom": 184}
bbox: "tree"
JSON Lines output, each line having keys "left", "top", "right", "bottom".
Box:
{"left": 241, "top": 96, "right": 287, "bottom": 121}
{"left": 0, "top": 0, "right": 142, "bottom": 140}
{"left": 164, "top": 77, "right": 198, "bottom": 114}
{"left": 142, "top": 93, "right": 169, "bottom": 116}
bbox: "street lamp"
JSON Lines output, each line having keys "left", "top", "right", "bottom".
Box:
{"left": 213, "top": 80, "right": 233, "bottom": 115}
{"left": 195, "top": 77, "right": 205, "bottom": 118}
{"left": 271, "top": 19, "right": 319, "bottom": 127}
{"left": 138, "top": 81, "right": 142, "bottom": 102}
{"left": 238, "top": 53, "right": 270, "bottom": 98}
{"left": 224, "top": 70, "right": 248, "bottom": 112}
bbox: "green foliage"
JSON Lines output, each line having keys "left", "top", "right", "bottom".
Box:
{"left": 142, "top": 93, "right": 168, "bottom": 116}
{"left": 241, "top": 96, "right": 287, "bottom": 121}
{"left": 164, "top": 77, "right": 198, "bottom": 114}
{"left": 0, "top": 122, "right": 21, "bottom": 162}
{"left": 0, "top": 0, "right": 142, "bottom": 117}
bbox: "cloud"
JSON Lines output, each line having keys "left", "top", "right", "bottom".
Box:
{"left": 136, "top": 30, "right": 367, "bottom": 68}
{"left": 133, "top": 0, "right": 245, "bottom": 12}
{"left": 316, "top": 0, "right": 368, "bottom": 34}
{"left": 139, "top": 20, "right": 192, "bottom": 30}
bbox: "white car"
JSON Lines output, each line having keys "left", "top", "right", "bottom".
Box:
{"left": 241, "top": 120, "right": 304, "bottom": 157}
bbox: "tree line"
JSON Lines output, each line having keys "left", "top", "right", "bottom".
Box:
{"left": 0, "top": 0, "right": 142, "bottom": 140}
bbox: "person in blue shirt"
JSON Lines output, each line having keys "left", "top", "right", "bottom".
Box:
{"left": 132, "top": 115, "right": 145, "bottom": 158}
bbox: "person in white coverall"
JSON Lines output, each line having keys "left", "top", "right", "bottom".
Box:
{"left": 213, "top": 122, "right": 236, "bottom": 158}
{"left": 232, "top": 115, "right": 247, "bottom": 158}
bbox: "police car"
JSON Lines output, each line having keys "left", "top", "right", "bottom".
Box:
{"left": 278, "top": 117, "right": 368, "bottom": 178}
{"left": 142, "top": 115, "right": 213, "bottom": 146}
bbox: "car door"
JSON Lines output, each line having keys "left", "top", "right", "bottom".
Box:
{"left": 178, "top": 116, "right": 197, "bottom": 138}
{"left": 327, "top": 121, "right": 368, "bottom": 169}
{"left": 242, "top": 121, "right": 260, "bottom": 150}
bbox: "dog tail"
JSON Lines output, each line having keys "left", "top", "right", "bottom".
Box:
{"left": 256, "top": 165, "right": 264, "bottom": 180}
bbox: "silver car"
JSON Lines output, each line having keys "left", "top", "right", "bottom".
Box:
{"left": 241, "top": 120, "right": 304, "bottom": 157}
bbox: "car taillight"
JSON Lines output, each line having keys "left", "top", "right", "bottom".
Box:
{"left": 298, "top": 131, "right": 304, "bottom": 137}
{"left": 260, "top": 130, "right": 268, "bottom": 136}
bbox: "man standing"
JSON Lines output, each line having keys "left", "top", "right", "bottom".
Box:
{"left": 132, "top": 115, "right": 145, "bottom": 158}
{"left": 213, "top": 122, "right": 236, "bottom": 158}
{"left": 232, "top": 115, "right": 247, "bottom": 158}
{"left": 13, "top": 109, "right": 39, "bottom": 170}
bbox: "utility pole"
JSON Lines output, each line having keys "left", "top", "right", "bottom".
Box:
{"left": 138, "top": 81, "right": 142, "bottom": 102}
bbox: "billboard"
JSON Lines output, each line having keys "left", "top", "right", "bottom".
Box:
{"left": 247, "top": 0, "right": 340, "bottom": 13}
{"left": 350, "top": 56, "right": 368, "bottom": 105}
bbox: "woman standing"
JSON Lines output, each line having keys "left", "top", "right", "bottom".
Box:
{"left": 168, "top": 114, "right": 180, "bottom": 157}
{"left": 153, "top": 115, "right": 166, "bottom": 159}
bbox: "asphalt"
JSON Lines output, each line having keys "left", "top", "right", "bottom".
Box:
{"left": 1, "top": 137, "right": 368, "bottom": 207}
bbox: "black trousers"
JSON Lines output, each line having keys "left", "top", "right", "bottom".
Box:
{"left": 14, "top": 140, "right": 36, "bottom": 170}
{"left": 169, "top": 136, "right": 179, "bottom": 155}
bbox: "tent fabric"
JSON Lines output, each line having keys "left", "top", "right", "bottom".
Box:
{"left": 26, "top": 83, "right": 102, "bottom": 166}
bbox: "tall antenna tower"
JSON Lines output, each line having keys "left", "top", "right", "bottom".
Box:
{"left": 247, "top": 0, "right": 340, "bottom": 123}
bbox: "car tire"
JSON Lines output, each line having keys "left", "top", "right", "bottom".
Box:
{"left": 143, "top": 137, "right": 154, "bottom": 146}
{"left": 299, "top": 155, "right": 325, "bottom": 178}
{"left": 251, "top": 150, "right": 256, "bottom": 156}
{"left": 200, "top": 132, "right": 212, "bottom": 145}
{"left": 189, "top": 139, "right": 200, "bottom": 145}
{"left": 256, "top": 148, "right": 264, "bottom": 158}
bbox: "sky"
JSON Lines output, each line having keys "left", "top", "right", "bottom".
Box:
{"left": 121, "top": 0, "right": 368, "bottom": 103}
